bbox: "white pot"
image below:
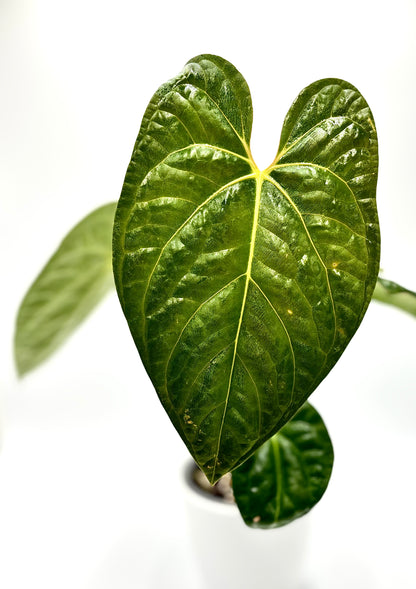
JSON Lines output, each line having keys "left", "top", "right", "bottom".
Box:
{"left": 181, "top": 461, "right": 310, "bottom": 589}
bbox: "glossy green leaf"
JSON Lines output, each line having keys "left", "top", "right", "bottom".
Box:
{"left": 373, "top": 277, "right": 416, "bottom": 318}
{"left": 232, "top": 402, "right": 333, "bottom": 528}
{"left": 15, "top": 203, "right": 116, "bottom": 376}
{"left": 113, "top": 54, "right": 380, "bottom": 482}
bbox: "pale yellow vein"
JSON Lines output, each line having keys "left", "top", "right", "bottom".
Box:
{"left": 265, "top": 174, "right": 337, "bottom": 350}
{"left": 211, "top": 170, "right": 263, "bottom": 482}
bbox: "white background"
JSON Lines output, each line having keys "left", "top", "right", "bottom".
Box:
{"left": 1, "top": 1, "right": 416, "bottom": 587}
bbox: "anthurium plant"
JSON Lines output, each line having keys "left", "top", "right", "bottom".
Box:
{"left": 15, "top": 55, "right": 416, "bottom": 529}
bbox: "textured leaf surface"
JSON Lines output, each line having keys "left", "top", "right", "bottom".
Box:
{"left": 373, "top": 277, "right": 416, "bottom": 318}
{"left": 15, "top": 203, "right": 116, "bottom": 376}
{"left": 232, "top": 402, "right": 333, "bottom": 528}
{"left": 113, "top": 55, "right": 380, "bottom": 482}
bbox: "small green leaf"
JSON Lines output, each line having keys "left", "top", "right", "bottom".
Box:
{"left": 232, "top": 402, "right": 334, "bottom": 529}
{"left": 373, "top": 277, "right": 416, "bottom": 318}
{"left": 15, "top": 203, "right": 116, "bottom": 376}
{"left": 113, "top": 55, "right": 380, "bottom": 482}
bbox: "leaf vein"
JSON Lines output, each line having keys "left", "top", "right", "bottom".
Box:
{"left": 268, "top": 162, "right": 367, "bottom": 230}
{"left": 264, "top": 175, "right": 337, "bottom": 351}
{"left": 302, "top": 213, "right": 366, "bottom": 239}
{"left": 164, "top": 273, "right": 246, "bottom": 388}
{"left": 175, "top": 82, "right": 248, "bottom": 155}
{"left": 141, "top": 173, "right": 255, "bottom": 361}
{"left": 185, "top": 341, "right": 235, "bottom": 399}
{"left": 249, "top": 277, "right": 296, "bottom": 405}
{"left": 236, "top": 352, "right": 262, "bottom": 435}
{"left": 156, "top": 107, "right": 197, "bottom": 143}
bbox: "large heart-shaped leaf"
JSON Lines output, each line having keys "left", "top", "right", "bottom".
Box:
{"left": 232, "top": 402, "right": 334, "bottom": 529}
{"left": 15, "top": 203, "right": 116, "bottom": 376}
{"left": 113, "top": 55, "right": 379, "bottom": 482}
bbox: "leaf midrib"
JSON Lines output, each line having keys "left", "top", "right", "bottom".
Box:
{"left": 210, "top": 169, "right": 264, "bottom": 482}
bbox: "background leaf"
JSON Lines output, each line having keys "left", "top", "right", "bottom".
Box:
{"left": 14, "top": 203, "right": 116, "bottom": 376}
{"left": 232, "top": 402, "right": 334, "bottom": 528}
{"left": 373, "top": 277, "right": 416, "bottom": 318}
{"left": 113, "top": 55, "right": 380, "bottom": 482}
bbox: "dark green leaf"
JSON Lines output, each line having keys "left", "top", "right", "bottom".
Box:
{"left": 15, "top": 203, "right": 116, "bottom": 376}
{"left": 113, "top": 55, "right": 380, "bottom": 482}
{"left": 232, "top": 402, "right": 334, "bottom": 528}
{"left": 373, "top": 277, "right": 416, "bottom": 318}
